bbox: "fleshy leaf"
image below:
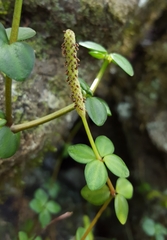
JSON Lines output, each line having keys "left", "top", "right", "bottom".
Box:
{"left": 114, "top": 194, "right": 129, "bottom": 224}
{"left": 116, "top": 178, "right": 133, "bottom": 199}
{"left": 39, "top": 209, "right": 51, "bottom": 228}
{"left": 46, "top": 200, "right": 61, "bottom": 214}
{"left": 0, "top": 118, "right": 7, "bottom": 127}
{"left": 0, "top": 23, "right": 35, "bottom": 81}
{"left": 35, "top": 189, "right": 48, "bottom": 205}
{"left": 79, "top": 78, "right": 93, "bottom": 96}
{"left": 6, "top": 27, "right": 36, "bottom": 41}
{"left": 110, "top": 53, "right": 134, "bottom": 76}
{"left": 0, "top": 126, "right": 20, "bottom": 158}
{"left": 103, "top": 154, "right": 129, "bottom": 178}
{"left": 29, "top": 198, "right": 43, "bottom": 213}
{"left": 86, "top": 97, "right": 107, "bottom": 126}
{"left": 96, "top": 98, "right": 112, "bottom": 116}
{"left": 95, "top": 135, "right": 114, "bottom": 157}
{"left": 85, "top": 160, "right": 108, "bottom": 190}
{"left": 79, "top": 41, "right": 107, "bottom": 52}
{"left": 18, "top": 231, "right": 28, "bottom": 240}
{"left": 89, "top": 51, "right": 106, "bottom": 59}
{"left": 68, "top": 144, "right": 96, "bottom": 163}
{"left": 81, "top": 185, "right": 110, "bottom": 206}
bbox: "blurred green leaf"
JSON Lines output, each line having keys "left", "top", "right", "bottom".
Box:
{"left": 68, "top": 144, "right": 96, "bottom": 163}
{"left": 0, "top": 126, "right": 20, "bottom": 158}
{"left": 110, "top": 53, "right": 134, "bottom": 76}
{"left": 114, "top": 194, "right": 129, "bottom": 224}
{"left": 6, "top": 27, "right": 36, "bottom": 41}
{"left": 29, "top": 198, "right": 43, "bottom": 213}
{"left": 79, "top": 41, "right": 107, "bottom": 52}
{"left": 18, "top": 231, "right": 28, "bottom": 240}
{"left": 76, "top": 227, "right": 92, "bottom": 240}
{"left": 81, "top": 185, "right": 110, "bottom": 205}
{"left": 95, "top": 135, "right": 114, "bottom": 157}
{"left": 86, "top": 97, "right": 107, "bottom": 126}
{"left": 0, "top": 118, "right": 6, "bottom": 127}
{"left": 39, "top": 209, "right": 51, "bottom": 228}
{"left": 46, "top": 200, "right": 61, "bottom": 214}
{"left": 35, "top": 189, "right": 48, "bottom": 205}
{"left": 116, "top": 178, "right": 133, "bottom": 199}
{"left": 0, "top": 110, "right": 5, "bottom": 119}
{"left": 142, "top": 217, "right": 155, "bottom": 236}
{"left": 85, "top": 160, "right": 108, "bottom": 190}
{"left": 104, "top": 154, "right": 129, "bottom": 178}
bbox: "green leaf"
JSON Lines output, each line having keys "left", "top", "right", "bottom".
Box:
{"left": 6, "top": 27, "right": 36, "bottom": 41}
{"left": 18, "top": 231, "right": 28, "bottom": 240}
{"left": 79, "top": 78, "right": 93, "bottom": 96}
{"left": 114, "top": 194, "right": 129, "bottom": 224}
{"left": 0, "top": 118, "right": 6, "bottom": 127}
{"left": 104, "top": 154, "right": 129, "bottom": 178}
{"left": 68, "top": 144, "right": 96, "bottom": 163}
{"left": 46, "top": 200, "right": 61, "bottom": 214}
{"left": 89, "top": 51, "right": 106, "bottom": 59}
{"left": 81, "top": 185, "right": 110, "bottom": 206}
{"left": 116, "top": 178, "right": 133, "bottom": 199}
{"left": 155, "top": 223, "right": 167, "bottom": 236}
{"left": 0, "top": 23, "right": 35, "bottom": 81}
{"left": 39, "top": 209, "right": 51, "bottom": 228}
{"left": 79, "top": 41, "right": 107, "bottom": 52}
{"left": 96, "top": 98, "right": 112, "bottom": 116}
{"left": 86, "top": 97, "right": 107, "bottom": 126}
{"left": 35, "top": 189, "right": 48, "bottom": 205}
{"left": 85, "top": 160, "right": 108, "bottom": 190}
{"left": 34, "top": 237, "right": 42, "bottom": 240}
{"left": 142, "top": 217, "right": 155, "bottom": 236}
{"left": 0, "top": 126, "right": 20, "bottom": 158}
{"left": 29, "top": 198, "right": 44, "bottom": 213}
{"left": 0, "top": 110, "right": 5, "bottom": 119}
{"left": 110, "top": 53, "right": 134, "bottom": 76}
{"left": 76, "top": 227, "right": 92, "bottom": 240}
{"left": 95, "top": 135, "right": 114, "bottom": 157}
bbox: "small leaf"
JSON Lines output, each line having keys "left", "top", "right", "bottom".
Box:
{"left": 79, "top": 41, "right": 107, "bottom": 52}
{"left": 18, "top": 231, "right": 28, "bottom": 240}
{"left": 0, "top": 118, "right": 7, "bottom": 127}
{"left": 104, "top": 154, "right": 129, "bottom": 178}
{"left": 81, "top": 185, "right": 110, "bottom": 206}
{"left": 0, "top": 110, "right": 5, "bottom": 119}
{"left": 95, "top": 135, "right": 114, "bottom": 157}
{"left": 46, "top": 200, "right": 61, "bottom": 214}
{"left": 39, "top": 209, "right": 51, "bottom": 228}
{"left": 68, "top": 144, "right": 96, "bottom": 163}
{"left": 34, "top": 237, "right": 42, "bottom": 240}
{"left": 79, "top": 78, "right": 93, "bottom": 96}
{"left": 6, "top": 27, "right": 36, "bottom": 41}
{"left": 89, "top": 51, "right": 106, "bottom": 59}
{"left": 29, "top": 198, "right": 43, "bottom": 213}
{"left": 142, "top": 217, "right": 155, "bottom": 236}
{"left": 85, "top": 160, "right": 108, "bottom": 190}
{"left": 86, "top": 97, "right": 107, "bottom": 126}
{"left": 35, "top": 189, "right": 48, "bottom": 205}
{"left": 96, "top": 98, "right": 112, "bottom": 116}
{"left": 76, "top": 227, "right": 91, "bottom": 240}
{"left": 0, "top": 126, "right": 20, "bottom": 158}
{"left": 116, "top": 178, "right": 133, "bottom": 199}
{"left": 114, "top": 194, "right": 129, "bottom": 224}
{"left": 110, "top": 53, "right": 134, "bottom": 76}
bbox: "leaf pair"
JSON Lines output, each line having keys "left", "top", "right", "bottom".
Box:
{"left": 79, "top": 41, "right": 134, "bottom": 77}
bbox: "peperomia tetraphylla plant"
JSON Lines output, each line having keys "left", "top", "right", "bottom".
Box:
{"left": 0, "top": 1, "right": 134, "bottom": 239}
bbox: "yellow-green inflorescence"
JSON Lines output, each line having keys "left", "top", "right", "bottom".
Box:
{"left": 62, "top": 29, "right": 85, "bottom": 118}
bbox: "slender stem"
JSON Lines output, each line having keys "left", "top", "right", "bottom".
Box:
{"left": 81, "top": 196, "right": 112, "bottom": 240}
{"left": 5, "top": 0, "right": 23, "bottom": 126}
{"left": 11, "top": 103, "right": 75, "bottom": 133}
{"left": 90, "top": 59, "right": 109, "bottom": 94}
{"left": 107, "top": 178, "right": 116, "bottom": 196}
{"left": 81, "top": 116, "right": 101, "bottom": 160}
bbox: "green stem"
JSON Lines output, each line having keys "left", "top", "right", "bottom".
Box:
{"left": 81, "top": 116, "right": 101, "bottom": 160}
{"left": 81, "top": 196, "right": 112, "bottom": 240}
{"left": 11, "top": 103, "right": 75, "bottom": 133}
{"left": 90, "top": 59, "right": 109, "bottom": 94}
{"left": 5, "top": 0, "right": 23, "bottom": 126}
